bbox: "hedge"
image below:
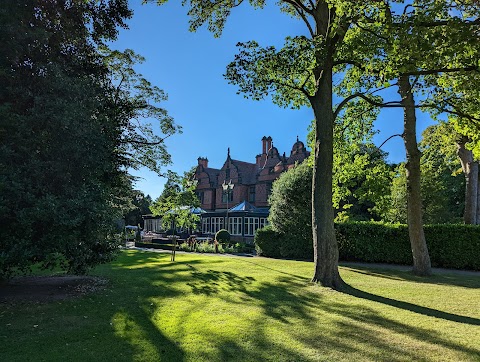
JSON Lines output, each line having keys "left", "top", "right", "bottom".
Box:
{"left": 254, "top": 222, "right": 480, "bottom": 271}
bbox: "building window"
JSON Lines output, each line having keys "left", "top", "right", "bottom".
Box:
{"left": 248, "top": 186, "right": 256, "bottom": 203}
{"left": 228, "top": 217, "right": 242, "bottom": 235}
{"left": 222, "top": 191, "right": 234, "bottom": 203}
{"left": 225, "top": 167, "right": 230, "bottom": 180}
{"left": 259, "top": 218, "right": 269, "bottom": 229}
{"left": 266, "top": 182, "right": 272, "bottom": 197}
{"left": 245, "top": 217, "right": 260, "bottom": 236}
{"left": 196, "top": 191, "right": 204, "bottom": 204}
{"left": 202, "top": 217, "right": 210, "bottom": 234}
{"left": 211, "top": 217, "right": 224, "bottom": 233}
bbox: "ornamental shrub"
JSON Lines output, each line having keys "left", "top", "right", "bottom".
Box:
{"left": 254, "top": 226, "right": 282, "bottom": 258}
{"left": 256, "top": 221, "right": 480, "bottom": 270}
{"left": 336, "top": 222, "right": 480, "bottom": 270}
{"left": 215, "top": 229, "right": 230, "bottom": 243}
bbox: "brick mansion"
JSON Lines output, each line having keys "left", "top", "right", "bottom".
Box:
{"left": 193, "top": 136, "right": 310, "bottom": 241}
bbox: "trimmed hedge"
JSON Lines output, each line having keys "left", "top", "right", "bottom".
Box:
{"left": 255, "top": 226, "right": 282, "bottom": 259}
{"left": 215, "top": 229, "right": 231, "bottom": 243}
{"left": 255, "top": 222, "right": 480, "bottom": 271}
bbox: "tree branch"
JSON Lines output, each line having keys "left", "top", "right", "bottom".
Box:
{"left": 378, "top": 133, "right": 404, "bottom": 149}
{"left": 403, "top": 65, "right": 478, "bottom": 76}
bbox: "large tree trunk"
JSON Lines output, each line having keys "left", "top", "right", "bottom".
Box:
{"left": 310, "top": 54, "right": 343, "bottom": 289}
{"left": 456, "top": 137, "right": 478, "bottom": 224}
{"left": 398, "top": 75, "right": 432, "bottom": 276}
{"left": 477, "top": 175, "right": 480, "bottom": 225}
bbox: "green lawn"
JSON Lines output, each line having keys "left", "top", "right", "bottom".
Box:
{"left": 1, "top": 250, "right": 480, "bottom": 361}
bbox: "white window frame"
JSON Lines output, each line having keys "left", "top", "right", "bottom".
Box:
{"left": 245, "top": 217, "right": 260, "bottom": 236}
{"left": 228, "top": 217, "right": 243, "bottom": 236}
{"left": 211, "top": 217, "right": 224, "bottom": 234}
{"left": 259, "top": 218, "right": 269, "bottom": 229}
{"left": 202, "top": 217, "right": 210, "bottom": 234}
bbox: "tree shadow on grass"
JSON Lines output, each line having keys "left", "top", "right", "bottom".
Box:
{"left": 103, "top": 251, "right": 480, "bottom": 361}
{"left": 296, "top": 299, "right": 480, "bottom": 361}
{"left": 341, "top": 283, "right": 480, "bottom": 326}
{"left": 341, "top": 263, "right": 480, "bottom": 289}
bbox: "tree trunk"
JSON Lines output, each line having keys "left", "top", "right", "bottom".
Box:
{"left": 477, "top": 174, "right": 480, "bottom": 225}
{"left": 456, "top": 137, "right": 478, "bottom": 224}
{"left": 398, "top": 75, "right": 432, "bottom": 276}
{"left": 310, "top": 58, "right": 343, "bottom": 289}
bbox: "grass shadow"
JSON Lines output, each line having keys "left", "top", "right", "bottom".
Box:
{"left": 342, "top": 284, "right": 480, "bottom": 326}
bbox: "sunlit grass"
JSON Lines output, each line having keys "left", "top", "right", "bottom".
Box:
{"left": 1, "top": 250, "right": 479, "bottom": 361}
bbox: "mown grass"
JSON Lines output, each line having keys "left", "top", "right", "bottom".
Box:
{"left": 1, "top": 250, "right": 479, "bottom": 361}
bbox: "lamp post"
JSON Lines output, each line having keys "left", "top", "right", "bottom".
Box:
{"left": 222, "top": 179, "right": 234, "bottom": 233}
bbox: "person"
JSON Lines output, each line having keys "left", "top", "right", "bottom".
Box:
{"left": 214, "top": 239, "right": 219, "bottom": 253}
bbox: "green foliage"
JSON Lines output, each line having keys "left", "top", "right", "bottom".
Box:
{"left": 254, "top": 226, "right": 282, "bottom": 259}
{"left": 336, "top": 222, "right": 480, "bottom": 270}
{"left": 0, "top": 1, "right": 178, "bottom": 279}
{"left": 150, "top": 170, "right": 200, "bottom": 233}
{"left": 258, "top": 221, "right": 480, "bottom": 270}
{"left": 124, "top": 191, "right": 152, "bottom": 227}
{"left": 267, "top": 161, "right": 312, "bottom": 258}
{"left": 380, "top": 124, "right": 465, "bottom": 224}
{"left": 215, "top": 229, "right": 231, "bottom": 243}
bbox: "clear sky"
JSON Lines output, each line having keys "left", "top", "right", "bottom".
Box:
{"left": 112, "top": 1, "right": 436, "bottom": 200}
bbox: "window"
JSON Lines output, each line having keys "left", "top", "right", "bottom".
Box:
{"left": 245, "top": 217, "right": 260, "bottom": 236}
{"left": 225, "top": 167, "right": 230, "bottom": 180}
{"left": 196, "top": 191, "right": 204, "bottom": 204}
{"left": 228, "top": 217, "right": 242, "bottom": 235}
{"left": 259, "top": 218, "right": 269, "bottom": 229}
{"left": 266, "top": 182, "right": 272, "bottom": 197}
{"left": 248, "top": 186, "right": 256, "bottom": 203}
{"left": 201, "top": 217, "right": 210, "bottom": 233}
{"left": 222, "top": 190, "right": 234, "bottom": 203}
{"left": 211, "top": 217, "right": 224, "bottom": 233}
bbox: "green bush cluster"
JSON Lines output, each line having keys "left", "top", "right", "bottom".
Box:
{"left": 215, "top": 229, "right": 231, "bottom": 243}
{"left": 178, "top": 241, "right": 252, "bottom": 254}
{"left": 255, "top": 222, "right": 480, "bottom": 270}
{"left": 255, "top": 226, "right": 313, "bottom": 260}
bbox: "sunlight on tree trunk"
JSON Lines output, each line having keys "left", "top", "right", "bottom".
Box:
{"left": 398, "top": 75, "right": 432, "bottom": 276}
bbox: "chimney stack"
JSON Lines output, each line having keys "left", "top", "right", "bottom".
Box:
{"left": 197, "top": 157, "right": 208, "bottom": 168}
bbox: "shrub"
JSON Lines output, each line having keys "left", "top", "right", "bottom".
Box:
{"left": 254, "top": 226, "right": 282, "bottom": 258}
{"left": 255, "top": 221, "right": 480, "bottom": 270}
{"left": 215, "top": 229, "right": 230, "bottom": 243}
{"left": 336, "top": 222, "right": 480, "bottom": 270}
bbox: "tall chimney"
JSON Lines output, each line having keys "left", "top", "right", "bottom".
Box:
{"left": 266, "top": 136, "right": 273, "bottom": 153}
{"left": 261, "top": 136, "right": 267, "bottom": 154}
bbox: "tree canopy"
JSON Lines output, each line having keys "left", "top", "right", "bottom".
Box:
{"left": 0, "top": 0, "right": 179, "bottom": 278}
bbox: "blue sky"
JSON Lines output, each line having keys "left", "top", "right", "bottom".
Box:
{"left": 112, "top": 1, "right": 435, "bottom": 199}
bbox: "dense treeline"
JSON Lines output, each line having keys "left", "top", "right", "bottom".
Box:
{"left": 0, "top": 0, "right": 178, "bottom": 278}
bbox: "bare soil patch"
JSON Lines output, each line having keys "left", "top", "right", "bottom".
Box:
{"left": 0, "top": 275, "right": 108, "bottom": 304}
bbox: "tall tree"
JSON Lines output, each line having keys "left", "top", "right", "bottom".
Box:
{"left": 0, "top": 0, "right": 178, "bottom": 278}
{"left": 149, "top": 0, "right": 395, "bottom": 289}
{"left": 150, "top": 170, "right": 201, "bottom": 233}
{"left": 339, "top": 0, "right": 480, "bottom": 275}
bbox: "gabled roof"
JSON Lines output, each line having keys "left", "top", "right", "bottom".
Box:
{"left": 230, "top": 159, "right": 258, "bottom": 184}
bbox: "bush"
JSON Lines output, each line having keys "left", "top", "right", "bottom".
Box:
{"left": 255, "top": 221, "right": 480, "bottom": 270}
{"left": 215, "top": 229, "right": 230, "bottom": 243}
{"left": 337, "top": 222, "right": 480, "bottom": 270}
{"left": 254, "top": 226, "right": 282, "bottom": 258}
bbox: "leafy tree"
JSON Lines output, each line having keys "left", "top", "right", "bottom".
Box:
{"left": 124, "top": 191, "right": 153, "bottom": 227}
{"left": 149, "top": 0, "right": 398, "bottom": 289}
{"left": 150, "top": 170, "right": 200, "bottom": 234}
{"left": 428, "top": 72, "right": 480, "bottom": 224}
{"left": 268, "top": 161, "right": 312, "bottom": 258}
{"left": 338, "top": 1, "right": 480, "bottom": 275}
{"left": 0, "top": 0, "right": 178, "bottom": 278}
